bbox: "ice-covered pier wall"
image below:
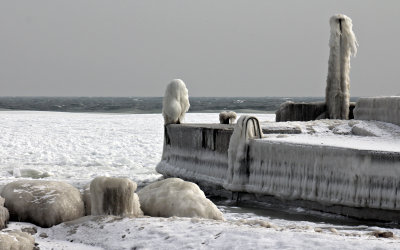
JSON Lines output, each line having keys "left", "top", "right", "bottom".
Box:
{"left": 246, "top": 140, "right": 400, "bottom": 219}
{"left": 157, "top": 122, "right": 400, "bottom": 221}
{"left": 156, "top": 124, "right": 234, "bottom": 188}
{"left": 354, "top": 97, "right": 400, "bottom": 126}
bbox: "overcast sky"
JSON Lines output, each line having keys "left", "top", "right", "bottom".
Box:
{"left": 0, "top": 0, "right": 399, "bottom": 97}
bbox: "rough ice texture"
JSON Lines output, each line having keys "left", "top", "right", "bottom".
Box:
{"left": 0, "top": 230, "right": 35, "bottom": 250}
{"left": 156, "top": 124, "right": 234, "bottom": 187}
{"left": 275, "top": 102, "right": 327, "bottom": 122}
{"left": 326, "top": 14, "right": 358, "bottom": 119}
{"left": 90, "top": 177, "right": 143, "bottom": 217}
{"left": 219, "top": 111, "right": 237, "bottom": 124}
{"left": 0, "top": 196, "right": 9, "bottom": 230}
{"left": 225, "top": 116, "right": 263, "bottom": 191}
{"left": 354, "top": 96, "right": 400, "bottom": 126}
{"left": 275, "top": 101, "right": 356, "bottom": 122}
{"left": 243, "top": 140, "right": 400, "bottom": 211}
{"left": 162, "top": 79, "right": 190, "bottom": 125}
{"left": 1, "top": 180, "right": 85, "bottom": 227}
{"left": 137, "top": 178, "right": 223, "bottom": 220}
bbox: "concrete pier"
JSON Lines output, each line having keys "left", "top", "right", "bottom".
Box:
{"left": 157, "top": 122, "right": 400, "bottom": 222}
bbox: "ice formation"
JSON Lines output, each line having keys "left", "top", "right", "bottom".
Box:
{"left": 82, "top": 184, "right": 91, "bottom": 215}
{"left": 90, "top": 176, "right": 143, "bottom": 217}
{"left": 156, "top": 123, "right": 233, "bottom": 188}
{"left": 137, "top": 178, "right": 223, "bottom": 220}
{"left": 0, "top": 196, "right": 9, "bottom": 229}
{"left": 157, "top": 114, "right": 400, "bottom": 219}
{"left": 0, "top": 230, "right": 35, "bottom": 250}
{"left": 325, "top": 14, "right": 358, "bottom": 119}
{"left": 1, "top": 180, "right": 85, "bottom": 227}
{"left": 162, "top": 79, "right": 190, "bottom": 124}
{"left": 219, "top": 111, "right": 237, "bottom": 124}
{"left": 354, "top": 96, "right": 400, "bottom": 126}
{"left": 225, "top": 116, "right": 262, "bottom": 191}
{"left": 8, "top": 168, "right": 50, "bottom": 179}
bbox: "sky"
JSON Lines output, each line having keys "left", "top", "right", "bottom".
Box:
{"left": 0, "top": 0, "right": 399, "bottom": 97}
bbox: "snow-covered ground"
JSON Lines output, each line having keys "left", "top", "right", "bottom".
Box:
{"left": 1, "top": 111, "right": 400, "bottom": 249}
{"left": 261, "top": 119, "right": 400, "bottom": 152}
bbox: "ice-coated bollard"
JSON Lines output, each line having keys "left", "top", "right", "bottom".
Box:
{"left": 219, "top": 111, "right": 237, "bottom": 124}
{"left": 162, "top": 79, "right": 190, "bottom": 125}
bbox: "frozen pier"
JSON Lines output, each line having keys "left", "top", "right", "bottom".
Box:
{"left": 157, "top": 116, "right": 400, "bottom": 221}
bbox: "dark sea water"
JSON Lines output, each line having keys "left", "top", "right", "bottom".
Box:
{"left": 0, "top": 96, "right": 359, "bottom": 113}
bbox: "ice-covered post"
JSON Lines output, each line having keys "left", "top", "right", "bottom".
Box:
{"left": 325, "top": 14, "right": 358, "bottom": 119}
{"left": 162, "top": 79, "right": 190, "bottom": 124}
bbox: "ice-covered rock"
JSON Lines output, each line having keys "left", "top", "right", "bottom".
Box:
{"left": 354, "top": 96, "right": 400, "bottom": 126}
{"left": 0, "top": 196, "right": 9, "bottom": 230}
{"left": 137, "top": 178, "right": 223, "bottom": 220}
{"left": 162, "top": 79, "right": 190, "bottom": 124}
{"left": 8, "top": 168, "right": 50, "bottom": 179}
{"left": 1, "top": 180, "right": 85, "bottom": 227}
{"left": 90, "top": 177, "right": 143, "bottom": 217}
{"left": 0, "top": 230, "right": 36, "bottom": 250}
{"left": 325, "top": 14, "right": 358, "bottom": 119}
{"left": 219, "top": 111, "right": 237, "bottom": 124}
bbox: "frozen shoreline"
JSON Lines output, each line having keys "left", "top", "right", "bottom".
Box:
{"left": 1, "top": 111, "right": 400, "bottom": 249}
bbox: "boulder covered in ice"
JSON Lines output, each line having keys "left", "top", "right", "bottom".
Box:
{"left": 90, "top": 177, "right": 143, "bottom": 217}
{"left": 219, "top": 111, "right": 237, "bottom": 124}
{"left": 0, "top": 230, "right": 36, "bottom": 250}
{"left": 137, "top": 178, "right": 223, "bottom": 220}
{"left": 162, "top": 79, "right": 190, "bottom": 124}
{"left": 0, "top": 196, "right": 9, "bottom": 230}
{"left": 1, "top": 180, "right": 85, "bottom": 227}
{"left": 8, "top": 168, "right": 51, "bottom": 179}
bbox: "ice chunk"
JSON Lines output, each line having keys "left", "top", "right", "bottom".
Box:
{"left": 90, "top": 177, "right": 143, "bottom": 217}
{"left": 1, "top": 180, "right": 84, "bottom": 227}
{"left": 137, "top": 178, "right": 223, "bottom": 220}
{"left": 0, "top": 230, "right": 35, "bottom": 250}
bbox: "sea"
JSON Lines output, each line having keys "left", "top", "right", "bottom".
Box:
{"left": 0, "top": 96, "right": 351, "bottom": 113}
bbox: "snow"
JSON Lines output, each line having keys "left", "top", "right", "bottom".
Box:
{"left": 1, "top": 111, "right": 400, "bottom": 249}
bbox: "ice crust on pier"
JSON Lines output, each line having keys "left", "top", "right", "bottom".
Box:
{"left": 245, "top": 140, "right": 400, "bottom": 210}
{"left": 354, "top": 96, "right": 400, "bottom": 126}
{"left": 157, "top": 116, "right": 400, "bottom": 218}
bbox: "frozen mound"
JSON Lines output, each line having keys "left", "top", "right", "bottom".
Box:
{"left": 1, "top": 180, "right": 85, "bottom": 227}
{"left": 162, "top": 79, "right": 190, "bottom": 124}
{"left": 219, "top": 111, "right": 237, "bottom": 124}
{"left": 0, "top": 196, "right": 9, "bottom": 230}
{"left": 0, "top": 230, "right": 35, "bottom": 250}
{"left": 354, "top": 96, "right": 400, "bottom": 126}
{"left": 137, "top": 178, "right": 223, "bottom": 220}
{"left": 8, "top": 168, "right": 50, "bottom": 179}
{"left": 90, "top": 177, "right": 143, "bottom": 217}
